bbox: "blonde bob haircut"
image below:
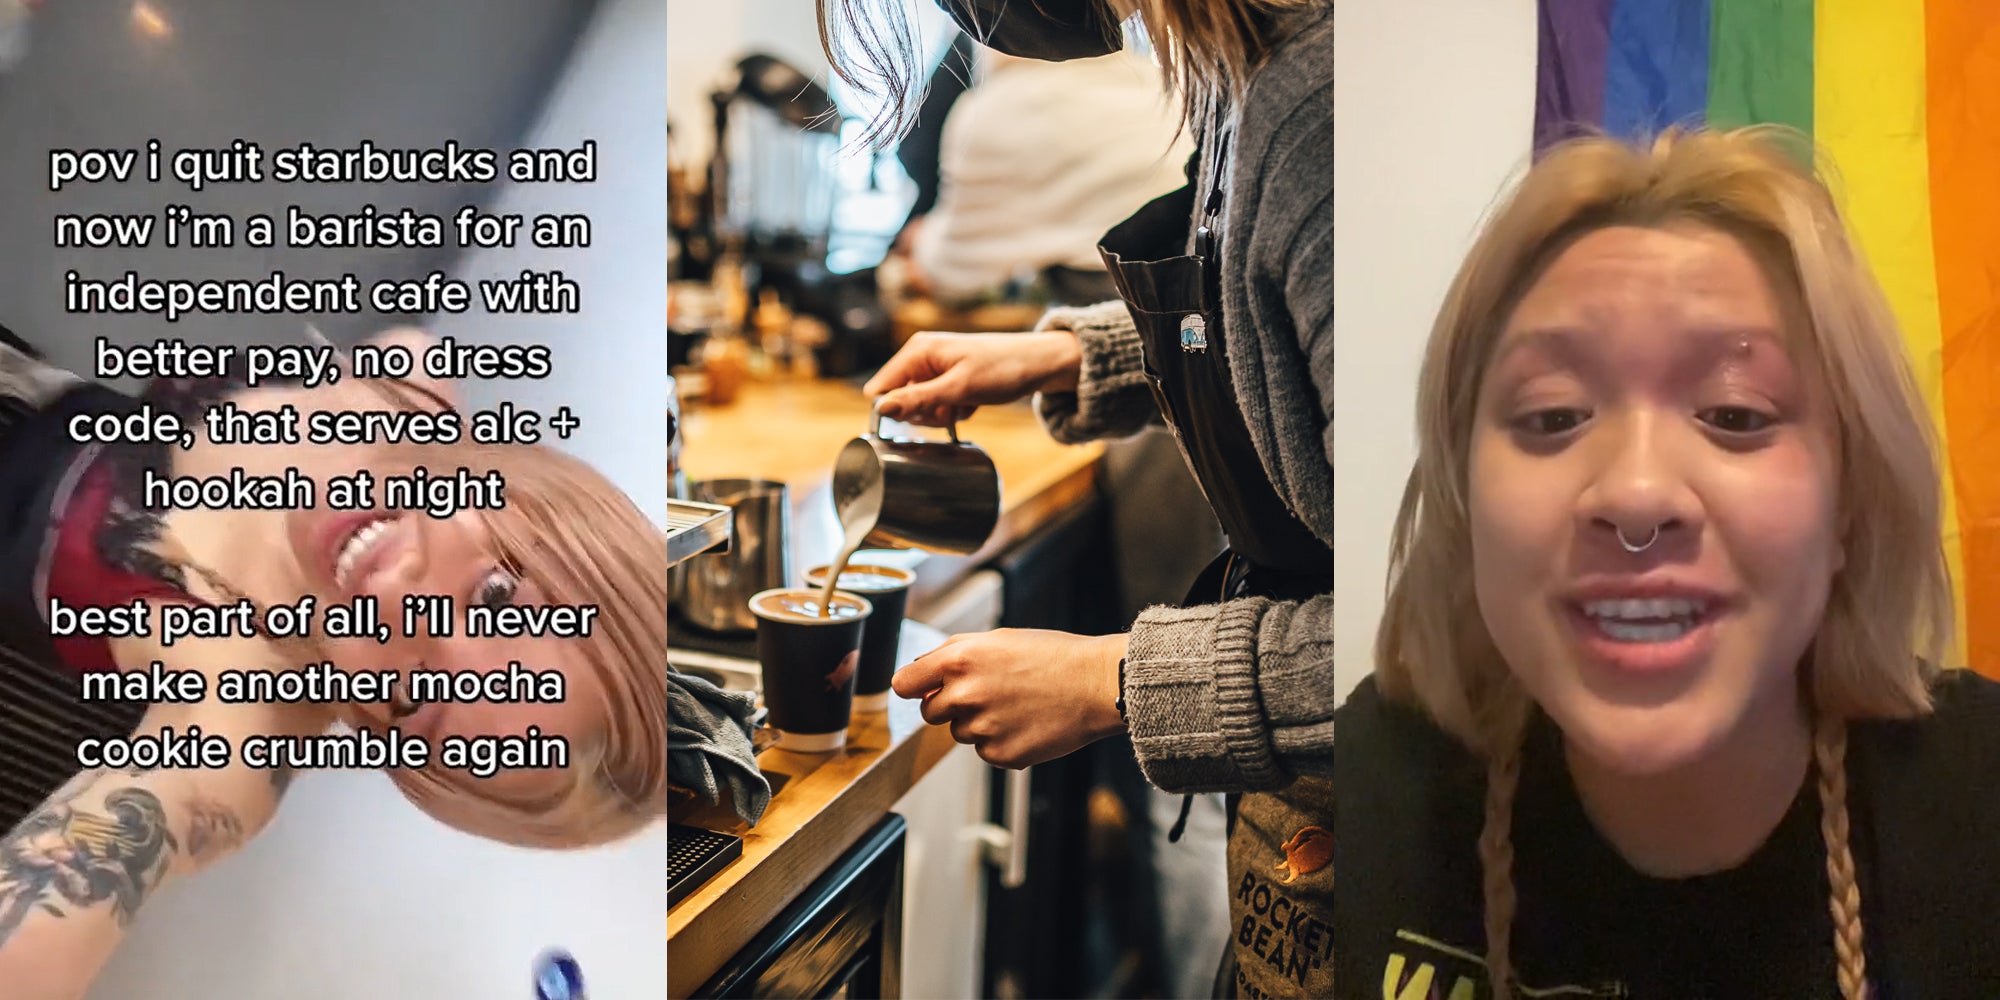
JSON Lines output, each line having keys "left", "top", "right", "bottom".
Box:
{"left": 1374, "top": 126, "right": 1955, "bottom": 1000}
{"left": 166, "top": 377, "right": 670, "bottom": 852}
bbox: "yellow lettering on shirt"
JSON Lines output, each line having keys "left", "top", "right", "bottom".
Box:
{"left": 1384, "top": 953, "right": 1477, "bottom": 1000}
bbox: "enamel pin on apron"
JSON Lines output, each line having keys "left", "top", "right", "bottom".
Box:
{"left": 1182, "top": 222, "right": 1214, "bottom": 353}
{"left": 1179, "top": 313, "right": 1208, "bottom": 352}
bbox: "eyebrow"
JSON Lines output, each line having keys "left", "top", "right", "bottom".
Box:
{"left": 1492, "top": 324, "right": 1787, "bottom": 368}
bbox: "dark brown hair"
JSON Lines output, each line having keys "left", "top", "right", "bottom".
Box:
{"left": 816, "top": 0, "right": 1319, "bottom": 145}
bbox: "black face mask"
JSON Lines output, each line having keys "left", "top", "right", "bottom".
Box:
{"left": 934, "top": 0, "right": 1123, "bottom": 62}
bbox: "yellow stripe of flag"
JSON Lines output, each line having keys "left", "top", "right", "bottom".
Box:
{"left": 1815, "top": 0, "right": 1967, "bottom": 663}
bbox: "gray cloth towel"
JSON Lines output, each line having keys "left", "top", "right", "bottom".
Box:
{"left": 668, "top": 668, "right": 771, "bottom": 827}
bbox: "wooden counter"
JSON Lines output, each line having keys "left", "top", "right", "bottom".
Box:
{"left": 670, "top": 378, "right": 1103, "bottom": 996}
{"left": 678, "top": 377, "right": 1103, "bottom": 611}
{"left": 666, "top": 623, "right": 953, "bottom": 998}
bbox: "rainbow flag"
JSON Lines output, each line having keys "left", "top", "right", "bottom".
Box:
{"left": 1533, "top": 0, "right": 2000, "bottom": 677}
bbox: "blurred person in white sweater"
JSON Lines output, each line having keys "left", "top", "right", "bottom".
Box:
{"left": 904, "top": 47, "right": 1193, "bottom": 307}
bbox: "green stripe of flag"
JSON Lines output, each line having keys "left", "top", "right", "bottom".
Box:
{"left": 1707, "top": 0, "right": 1816, "bottom": 134}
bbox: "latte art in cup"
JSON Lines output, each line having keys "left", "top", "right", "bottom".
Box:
{"left": 750, "top": 591, "right": 867, "bottom": 624}
{"left": 803, "top": 564, "right": 916, "bottom": 593}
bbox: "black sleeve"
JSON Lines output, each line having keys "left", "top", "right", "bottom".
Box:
{"left": 0, "top": 320, "right": 39, "bottom": 359}
{"left": 895, "top": 31, "right": 978, "bottom": 225}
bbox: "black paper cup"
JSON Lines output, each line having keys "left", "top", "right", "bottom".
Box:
{"left": 748, "top": 588, "right": 873, "bottom": 752}
{"left": 802, "top": 563, "right": 915, "bottom": 712}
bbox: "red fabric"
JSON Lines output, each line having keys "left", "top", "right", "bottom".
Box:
{"left": 44, "top": 457, "right": 190, "bottom": 674}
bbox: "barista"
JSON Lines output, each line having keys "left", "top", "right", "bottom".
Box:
{"left": 821, "top": 1, "right": 1336, "bottom": 997}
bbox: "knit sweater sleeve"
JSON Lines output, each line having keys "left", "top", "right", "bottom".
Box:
{"left": 1121, "top": 593, "right": 1335, "bottom": 793}
{"left": 1117, "top": 5, "right": 1338, "bottom": 794}
{"left": 1029, "top": 300, "right": 1162, "bottom": 443}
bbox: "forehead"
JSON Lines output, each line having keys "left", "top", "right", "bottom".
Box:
{"left": 1510, "top": 224, "right": 1789, "bottom": 332}
{"left": 1483, "top": 224, "right": 1821, "bottom": 385}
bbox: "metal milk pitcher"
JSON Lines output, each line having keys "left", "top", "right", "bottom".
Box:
{"left": 673, "top": 478, "right": 791, "bottom": 633}
{"left": 831, "top": 399, "right": 1001, "bottom": 555}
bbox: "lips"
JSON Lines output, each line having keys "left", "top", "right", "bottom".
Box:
{"left": 1561, "top": 579, "right": 1731, "bottom": 675}
{"left": 332, "top": 516, "right": 399, "bottom": 589}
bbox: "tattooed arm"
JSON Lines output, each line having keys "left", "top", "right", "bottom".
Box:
{"left": 0, "top": 694, "right": 318, "bottom": 1000}
{"left": 0, "top": 771, "right": 180, "bottom": 996}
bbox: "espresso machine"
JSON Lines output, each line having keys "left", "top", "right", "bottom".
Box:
{"left": 673, "top": 53, "right": 890, "bottom": 377}
{"left": 709, "top": 54, "right": 841, "bottom": 278}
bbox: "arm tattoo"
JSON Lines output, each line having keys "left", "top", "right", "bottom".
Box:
{"left": 0, "top": 784, "right": 179, "bottom": 948}
{"left": 182, "top": 800, "right": 244, "bottom": 864}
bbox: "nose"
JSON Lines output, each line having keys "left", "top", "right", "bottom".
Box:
{"left": 1576, "top": 412, "right": 1700, "bottom": 554}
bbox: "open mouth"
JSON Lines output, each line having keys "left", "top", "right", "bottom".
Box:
{"left": 1579, "top": 597, "right": 1711, "bottom": 643}
{"left": 332, "top": 515, "right": 401, "bottom": 590}
{"left": 1563, "top": 587, "right": 1729, "bottom": 676}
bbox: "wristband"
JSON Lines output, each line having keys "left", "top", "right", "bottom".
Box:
{"left": 1115, "top": 656, "right": 1129, "bottom": 725}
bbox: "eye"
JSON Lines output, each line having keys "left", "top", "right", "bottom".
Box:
{"left": 475, "top": 568, "right": 520, "bottom": 608}
{"left": 1513, "top": 408, "right": 1591, "bottom": 437}
{"left": 1698, "top": 406, "right": 1776, "bottom": 435}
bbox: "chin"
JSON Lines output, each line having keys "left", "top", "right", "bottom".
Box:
{"left": 1543, "top": 692, "right": 1731, "bottom": 778}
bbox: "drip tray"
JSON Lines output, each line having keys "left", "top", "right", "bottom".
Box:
{"left": 666, "top": 499, "right": 732, "bottom": 567}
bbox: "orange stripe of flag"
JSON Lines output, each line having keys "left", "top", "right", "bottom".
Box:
{"left": 1926, "top": 1, "right": 2000, "bottom": 676}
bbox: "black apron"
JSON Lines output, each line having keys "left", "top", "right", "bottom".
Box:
{"left": 1097, "top": 132, "right": 1336, "bottom": 999}
{"left": 0, "top": 337, "right": 151, "bottom": 833}
{"left": 1097, "top": 159, "right": 1334, "bottom": 595}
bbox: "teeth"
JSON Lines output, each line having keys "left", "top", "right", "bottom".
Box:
{"left": 334, "top": 518, "right": 394, "bottom": 588}
{"left": 1597, "top": 619, "right": 1693, "bottom": 643}
{"left": 1584, "top": 598, "right": 1705, "bottom": 621}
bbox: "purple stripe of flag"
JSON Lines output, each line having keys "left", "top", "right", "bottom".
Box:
{"left": 1534, "top": 0, "right": 1614, "bottom": 157}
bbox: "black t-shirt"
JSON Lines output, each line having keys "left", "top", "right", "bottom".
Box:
{"left": 1334, "top": 671, "right": 2000, "bottom": 1000}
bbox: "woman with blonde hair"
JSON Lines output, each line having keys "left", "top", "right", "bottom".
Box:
{"left": 0, "top": 326, "right": 667, "bottom": 998}
{"left": 1339, "top": 125, "right": 2000, "bottom": 999}
{"left": 820, "top": 1, "right": 1334, "bottom": 996}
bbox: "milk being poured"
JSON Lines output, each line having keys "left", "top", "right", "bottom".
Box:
{"left": 821, "top": 478, "right": 880, "bottom": 616}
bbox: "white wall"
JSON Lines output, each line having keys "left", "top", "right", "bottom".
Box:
{"left": 1332, "top": 0, "right": 1538, "bottom": 699}
{"left": 87, "top": 2, "right": 672, "bottom": 998}
{"left": 432, "top": 0, "right": 670, "bottom": 520}
{"left": 0, "top": 0, "right": 586, "bottom": 357}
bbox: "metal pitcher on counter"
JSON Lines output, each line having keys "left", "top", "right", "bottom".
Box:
{"left": 668, "top": 377, "right": 799, "bottom": 634}
{"left": 831, "top": 399, "right": 1001, "bottom": 555}
{"left": 672, "top": 478, "right": 792, "bottom": 633}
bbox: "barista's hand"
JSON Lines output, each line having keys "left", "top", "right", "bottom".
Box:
{"left": 863, "top": 331, "right": 1082, "bottom": 427}
{"left": 894, "top": 629, "right": 1128, "bottom": 769}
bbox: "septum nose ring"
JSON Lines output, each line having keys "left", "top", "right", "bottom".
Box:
{"left": 1617, "top": 524, "right": 1661, "bottom": 554}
